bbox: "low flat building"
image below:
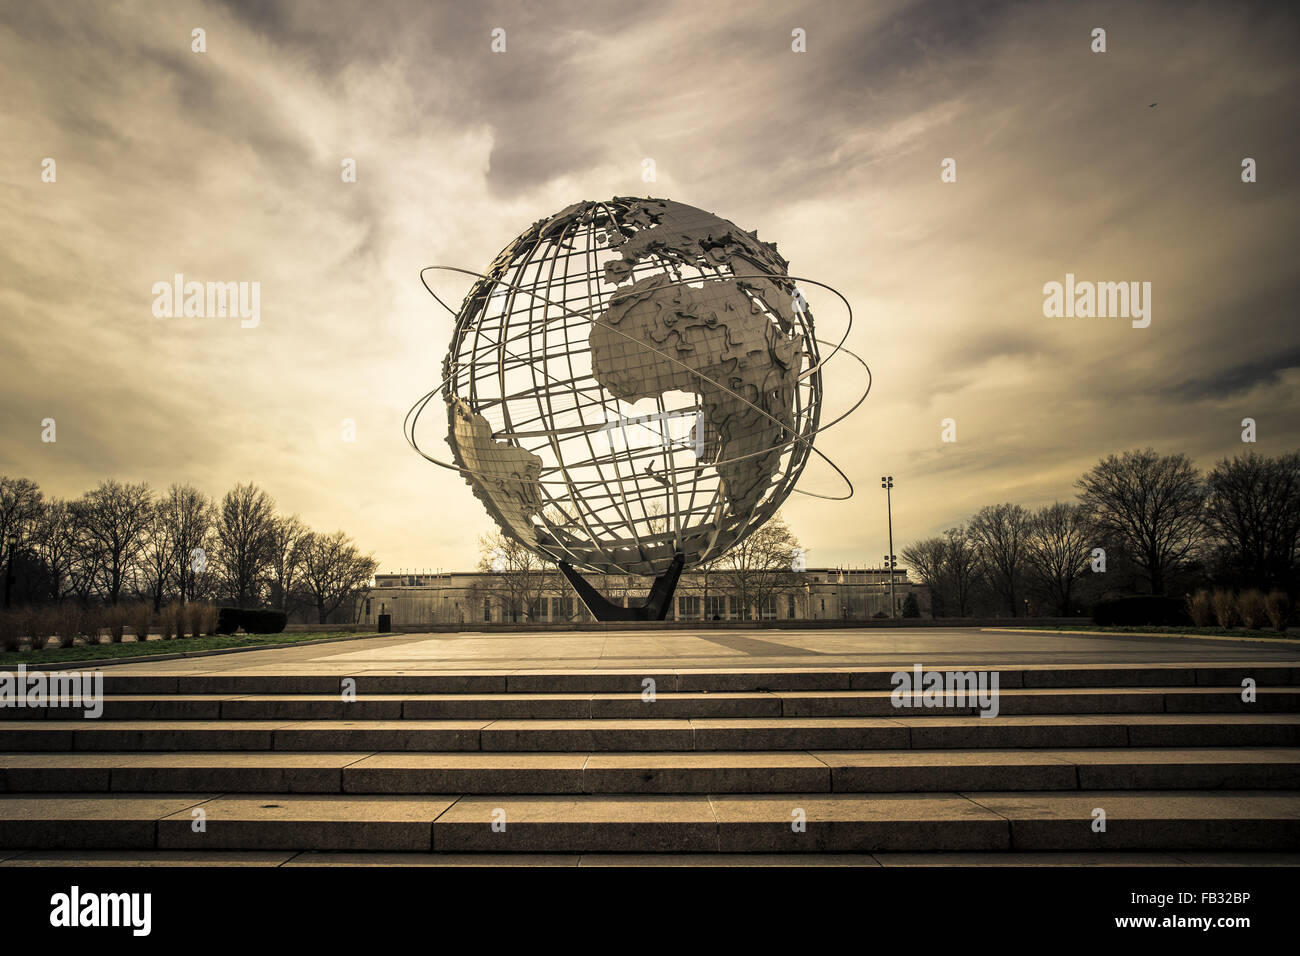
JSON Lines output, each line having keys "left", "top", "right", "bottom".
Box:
{"left": 358, "top": 567, "right": 930, "bottom": 627}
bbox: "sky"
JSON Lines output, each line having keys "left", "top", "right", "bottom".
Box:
{"left": 1, "top": 0, "right": 1297, "bottom": 574}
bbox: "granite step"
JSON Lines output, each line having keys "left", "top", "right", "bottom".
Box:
{"left": 3, "top": 713, "right": 1299, "bottom": 752}
{"left": 2, "top": 748, "right": 1296, "bottom": 794}
{"left": 7, "top": 686, "right": 1297, "bottom": 722}
{"left": 1, "top": 791, "right": 1296, "bottom": 852}
{"left": 81, "top": 662, "right": 1300, "bottom": 696}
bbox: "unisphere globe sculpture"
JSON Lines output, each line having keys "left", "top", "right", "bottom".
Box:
{"left": 407, "top": 197, "right": 866, "bottom": 620}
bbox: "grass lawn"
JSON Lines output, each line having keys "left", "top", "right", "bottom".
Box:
{"left": 1001, "top": 623, "right": 1295, "bottom": 640}
{"left": 0, "top": 631, "right": 382, "bottom": 666}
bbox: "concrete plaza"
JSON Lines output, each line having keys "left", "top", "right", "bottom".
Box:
{"left": 101, "top": 626, "right": 1300, "bottom": 676}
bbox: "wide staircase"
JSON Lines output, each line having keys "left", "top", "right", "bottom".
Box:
{"left": 2, "top": 662, "right": 1299, "bottom": 861}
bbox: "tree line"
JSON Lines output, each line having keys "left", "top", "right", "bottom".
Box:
{"left": 0, "top": 476, "right": 378, "bottom": 623}
{"left": 902, "top": 449, "right": 1300, "bottom": 618}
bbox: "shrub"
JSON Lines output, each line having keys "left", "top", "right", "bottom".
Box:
{"left": 164, "top": 602, "right": 188, "bottom": 639}
{"left": 68, "top": 606, "right": 83, "bottom": 640}
{"left": 23, "top": 606, "right": 58, "bottom": 650}
{"left": 0, "top": 611, "right": 19, "bottom": 652}
{"left": 83, "top": 605, "right": 103, "bottom": 644}
{"left": 1265, "top": 590, "right": 1290, "bottom": 632}
{"left": 1092, "top": 595, "right": 1191, "bottom": 627}
{"left": 902, "top": 593, "right": 921, "bottom": 618}
{"left": 158, "top": 604, "right": 175, "bottom": 640}
{"left": 186, "top": 601, "right": 204, "bottom": 638}
{"left": 105, "top": 604, "right": 127, "bottom": 643}
{"left": 81, "top": 606, "right": 103, "bottom": 645}
{"left": 1210, "top": 589, "right": 1236, "bottom": 628}
{"left": 53, "top": 603, "right": 85, "bottom": 648}
{"left": 1186, "top": 590, "right": 1214, "bottom": 628}
{"left": 130, "top": 602, "right": 154, "bottom": 642}
{"left": 43, "top": 606, "right": 62, "bottom": 646}
{"left": 1236, "top": 589, "right": 1268, "bottom": 629}
{"left": 216, "top": 607, "right": 288, "bottom": 634}
{"left": 200, "top": 602, "right": 219, "bottom": 636}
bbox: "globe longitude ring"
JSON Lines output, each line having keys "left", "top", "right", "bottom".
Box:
{"left": 406, "top": 197, "right": 870, "bottom": 620}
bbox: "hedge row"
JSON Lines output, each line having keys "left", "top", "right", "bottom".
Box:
{"left": 1091, "top": 595, "right": 1191, "bottom": 626}
{"left": 0, "top": 601, "right": 221, "bottom": 651}
{"left": 216, "top": 607, "right": 288, "bottom": 634}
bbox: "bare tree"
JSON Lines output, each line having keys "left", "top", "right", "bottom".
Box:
{"left": 0, "top": 476, "right": 43, "bottom": 604}
{"left": 969, "top": 503, "right": 1032, "bottom": 616}
{"left": 941, "top": 526, "right": 981, "bottom": 617}
{"left": 162, "top": 484, "right": 214, "bottom": 602}
{"left": 901, "top": 535, "right": 949, "bottom": 615}
{"left": 474, "top": 530, "right": 551, "bottom": 622}
{"left": 266, "top": 513, "right": 308, "bottom": 611}
{"left": 1024, "top": 502, "right": 1093, "bottom": 615}
{"left": 1076, "top": 448, "right": 1206, "bottom": 594}
{"left": 902, "top": 528, "right": 982, "bottom": 618}
{"left": 138, "top": 508, "right": 175, "bottom": 611}
{"left": 1205, "top": 452, "right": 1300, "bottom": 591}
{"left": 707, "top": 512, "right": 802, "bottom": 620}
{"left": 901, "top": 536, "right": 946, "bottom": 587}
{"left": 71, "top": 480, "right": 153, "bottom": 605}
{"left": 903, "top": 529, "right": 987, "bottom": 619}
{"left": 32, "top": 499, "right": 77, "bottom": 602}
{"left": 214, "top": 482, "right": 276, "bottom": 607}
{"left": 67, "top": 517, "right": 104, "bottom": 604}
{"left": 298, "top": 530, "right": 378, "bottom": 624}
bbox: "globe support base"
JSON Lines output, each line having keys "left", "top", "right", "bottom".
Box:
{"left": 557, "top": 554, "right": 685, "bottom": 622}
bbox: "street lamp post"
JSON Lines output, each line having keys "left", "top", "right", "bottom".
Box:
{"left": 3, "top": 532, "right": 17, "bottom": 610}
{"left": 881, "top": 477, "right": 896, "bottom": 619}
{"left": 842, "top": 564, "right": 852, "bottom": 624}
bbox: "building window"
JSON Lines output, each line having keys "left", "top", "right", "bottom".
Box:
{"left": 787, "top": 594, "right": 796, "bottom": 619}
{"left": 483, "top": 599, "right": 491, "bottom": 622}
{"left": 706, "top": 595, "right": 727, "bottom": 620}
{"left": 364, "top": 599, "right": 371, "bottom": 621}
{"left": 758, "top": 596, "right": 777, "bottom": 620}
{"left": 678, "top": 595, "right": 701, "bottom": 620}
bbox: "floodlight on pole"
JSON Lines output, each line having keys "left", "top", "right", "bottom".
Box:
{"left": 881, "top": 476, "right": 896, "bottom": 619}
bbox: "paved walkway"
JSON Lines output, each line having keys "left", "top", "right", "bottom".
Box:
{"left": 102, "top": 627, "right": 1300, "bottom": 675}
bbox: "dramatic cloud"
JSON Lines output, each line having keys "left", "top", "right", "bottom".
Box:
{"left": 1, "top": 0, "right": 1296, "bottom": 572}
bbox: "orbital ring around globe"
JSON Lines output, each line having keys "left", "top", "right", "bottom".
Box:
{"left": 406, "top": 269, "right": 871, "bottom": 502}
